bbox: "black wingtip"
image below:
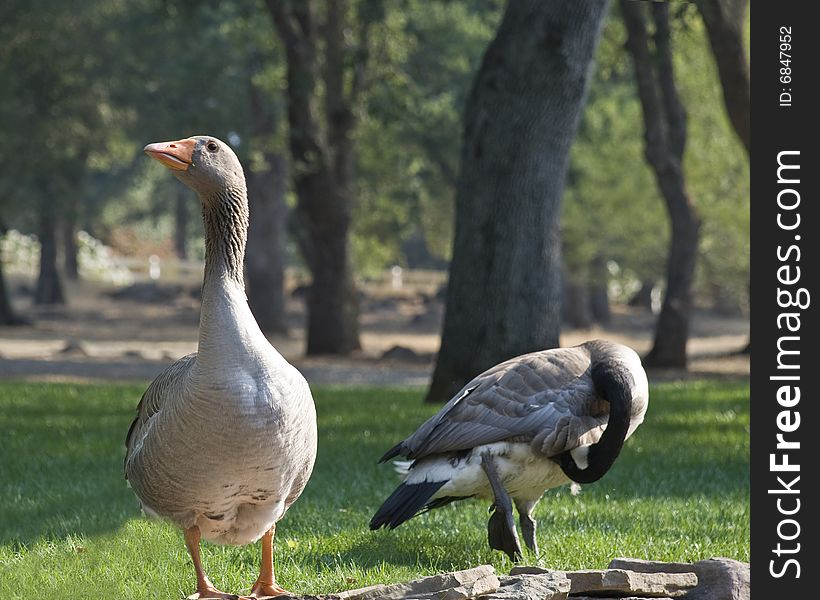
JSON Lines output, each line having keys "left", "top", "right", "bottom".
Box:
{"left": 378, "top": 442, "right": 405, "bottom": 464}
{"left": 370, "top": 480, "right": 447, "bottom": 530}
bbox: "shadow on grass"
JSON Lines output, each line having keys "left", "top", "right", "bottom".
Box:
{"left": 0, "top": 380, "right": 749, "bottom": 553}
{"left": 0, "top": 383, "right": 141, "bottom": 546}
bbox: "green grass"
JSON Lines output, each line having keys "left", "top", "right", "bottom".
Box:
{"left": 0, "top": 380, "right": 749, "bottom": 598}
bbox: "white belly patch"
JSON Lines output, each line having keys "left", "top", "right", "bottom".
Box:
{"left": 404, "top": 442, "right": 573, "bottom": 502}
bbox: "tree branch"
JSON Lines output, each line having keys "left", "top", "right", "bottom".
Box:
{"left": 651, "top": 2, "right": 686, "bottom": 159}
{"left": 619, "top": 0, "right": 667, "bottom": 170}
{"left": 694, "top": 0, "right": 750, "bottom": 155}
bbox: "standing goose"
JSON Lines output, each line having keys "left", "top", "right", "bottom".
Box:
{"left": 125, "top": 136, "right": 317, "bottom": 599}
{"left": 370, "top": 339, "right": 648, "bottom": 561}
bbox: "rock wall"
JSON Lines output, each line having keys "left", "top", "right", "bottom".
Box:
{"left": 280, "top": 557, "right": 749, "bottom": 600}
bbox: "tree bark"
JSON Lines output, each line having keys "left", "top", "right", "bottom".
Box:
{"left": 244, "top": 48, "right": 290, "bottom": 336}
{"left": 564, "top": 277, "right": 593, "bottom": 330}
{"left": 35, "top": 206, "right": 65, "bottom": 305}
{"left": 61, "top": 215, "right": 79, "bottom": 280}
{"left": 696, "top": 0, "right": 750, "bottom": 354}
{"left": 694, "top": 0, "right": 749, "bottom": 156}
{"left": 628, "top": 280, "right": 656, "bottom": 311}
{"left": 425, "top": 0, "right": 609, "bottom": 403}
{"left": 589, "top": 255, "right": 611, "bottom": 325}
{"left": 621, "top": 0, "right": 701, "bottom": 368}
{"left": 266, "top": 0, "right": 374, "bottom": 354}
{"left": 0, "top": 258, "right": 20, "bottom": 325}
{"left": 246, "top": 154, "right": 290, "bottom": 335}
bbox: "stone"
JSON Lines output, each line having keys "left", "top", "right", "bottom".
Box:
{"left": 477, "top": 573, "right": 571, "bottom": 599}
{"left": 564, "top": 569, "right": 697, "bottom": 598}
{"left": 508, "top": 566, "right": 552, "bottom": 576}
{"left": 59, "top": 339, "right": 89, "bottom": 356}
{"left": 571, "top": 597, "right": 674, "bottom": 600}
{"left": 609, "top": 557, "right": 749, "bottom": 600}
{"left": 380, "top": 345, "right": 421, "bottom": 362}
{"left": 608, "top": 557, "right": 700, "bottom": 574}
{"left": 336, "top": 565, "right": 499, "bottom": 600}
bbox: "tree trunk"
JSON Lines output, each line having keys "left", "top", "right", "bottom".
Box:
{"left": 589, "top": 256, "right": 611, "bottom": 324}
{"left": 35, "top": 207, "right": 65, "bottom": 305}
{"left": 696, "top": 0, "right": 750, "bottom": 354}
{"left": 266, "top": 0, "right": 370, "bottom": 355}
{"left": 426, "top": 0, "right": 609, "bottom": 403}
{"left": 246, "top": 154, "right": 290, "bottom": 335}
{"left": 244, "top": 46, "right": 290, "bottom": 337}
{"left": 0, "top": 243, "right": 23, "bottom": 325}
{"left": 564, "top": 278, "right": 593, "bottom": 330}
{"left": 174, "top": 187, "right": 189, "bottom": 260}
{"left": 61, "top": 216, "right": 79, "bottom": 280}
{"left": 694, "top": 0, "right": 749, "bottom": 156}
{"left": 628, "top": 280, "right": 656, "bottom": 311}
{"left": 621, "top": 0, "right": 701, "bottom": 368}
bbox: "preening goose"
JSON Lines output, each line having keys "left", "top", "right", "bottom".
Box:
{"left": 125, "top": 136, "right": 317, "bottom": 599}
{"left": 370, "top": 339, "right": 648, "bottom": 561}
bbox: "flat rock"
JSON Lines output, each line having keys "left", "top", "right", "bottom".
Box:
{"left": 609, "top": 557, "right": 749, "bottom": 600}
{"left": 608, "top": 558, "right": 700, "bottom": 574}
{"left": 59, "top": 339, "right": 89, "bottom": 356}
{"left": 564, "top": 569, "right": 697, "bottom": 598}
{"left": 337, "top": 565, "right": 499, "bottom": 600}
{"left": 571, "top": 597, "right": 674, "bottom": 600}
{"left": 509, "top": 566, "right": 553, "bottom": 576}
{"left": 478, "top": 573, "right": 571, "bottom": 599}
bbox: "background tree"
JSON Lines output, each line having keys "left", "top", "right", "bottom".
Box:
{"left": 620, "top": 0, "right": 700, "bottom": 368}
{"left": 0, "top": 2, "right": 118, "bottom": 305}
{"left": 695, "top": 0, "right": 750, "bottom": 354}
{"left": 426, "top": 0, "right": 610, "bottom": 403}
{"left": 694, "top": 0, "right": 749, "bottom": 157}
{"left": 353, "top": 1, "right": 502, "bottom": 272}
{"left": 561, "top": 5, "right": 748, "bottom": 328}
{"left": 244, "top": 48, "right": 290, "bottom": 335}
{"left": 266, "top": 0, "right": 383, "bottom": 355}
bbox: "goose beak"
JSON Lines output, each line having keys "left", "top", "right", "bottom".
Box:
{"left": 144, "top": 138, "right": 196, "bottom": 171}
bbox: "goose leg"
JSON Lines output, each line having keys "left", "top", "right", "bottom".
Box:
{"left": 480, "top": 452, "right": 522, "bottom": 561}
{"left": 184, "top": 526, "right": 242, "bottom": 600}
{"left": 249, "top": 526, "right": 289, "bottom": 598}
{"left": 514, "top": 498, "right": 539, "bottom": 554}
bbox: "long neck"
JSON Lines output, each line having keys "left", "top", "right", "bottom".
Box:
{"left": 195, "top": 182, "right": 266, "bottom": 375}
{"left": 201, "top": 184, "right": 248, "bottom": 285}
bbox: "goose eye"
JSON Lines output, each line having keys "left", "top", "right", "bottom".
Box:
{"left": 206, "top": 141, "right": 218, "bottom": 152}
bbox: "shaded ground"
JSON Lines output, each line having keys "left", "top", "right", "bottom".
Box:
{"left": 0, "top": 277, "right": 749, "bottom": 386}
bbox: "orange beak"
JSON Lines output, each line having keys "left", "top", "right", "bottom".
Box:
{"left": 144, "top": 138, "right": 196, "bottom": 171}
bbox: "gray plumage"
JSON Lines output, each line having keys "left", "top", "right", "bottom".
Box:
{"left": 372, "top": 339, "right": 648, "bottom": 559}
{"left": 125, "top": 136, "right": 317, "bottom": 550}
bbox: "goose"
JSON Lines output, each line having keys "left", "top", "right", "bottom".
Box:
{"left": 370, "top": 339, "right": 648, "bottom": 561}
{"left": 125, "top": 136, "right": 317, "bottom": 599}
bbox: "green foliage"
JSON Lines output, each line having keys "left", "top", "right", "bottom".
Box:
{"left": 562, "top": 7, "right": 749, "bottom": 309}
{"left": 0, "top": 0, "right": 749, "bottom": 309}
{"left": 674, "top": 16, "right": 750, "bottom": 311}
{"left": 353, "top": 1, "right": 502, "bottom": 270}
{"left": 1, "top": 380, "right": 748, "bottom": 596}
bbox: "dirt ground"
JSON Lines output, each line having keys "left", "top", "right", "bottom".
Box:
{"left": 0, "top": 276, "right": 749, "bottom": 386}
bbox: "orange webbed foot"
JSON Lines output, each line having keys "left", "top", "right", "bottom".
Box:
{"left": 187, "top": 586, "right": 248, "bottom": 600}
{"left": 248, "top": 581, "right": 290, "bottom": 598}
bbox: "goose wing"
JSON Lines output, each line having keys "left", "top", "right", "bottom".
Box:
{"left": 124, "top": 352, "right": 197, "bottom": 476}
{"left": 383, "top": 345, "right": 611, "bottom": 462}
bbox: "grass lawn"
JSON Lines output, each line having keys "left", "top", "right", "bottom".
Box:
{"left": 0, "top": 379, "right": 749, "bottom": 598}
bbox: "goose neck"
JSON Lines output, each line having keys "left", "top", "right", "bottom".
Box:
{"left": 201, "top": 185, "right": 248, "bottom": 285}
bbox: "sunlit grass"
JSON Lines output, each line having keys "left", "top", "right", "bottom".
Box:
{"left": 0, "top": 380, "right": 749, "bottom": 598}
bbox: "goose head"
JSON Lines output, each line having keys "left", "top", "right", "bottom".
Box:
{"left": 144, "top": 136, "right": 245, "bottom": 198}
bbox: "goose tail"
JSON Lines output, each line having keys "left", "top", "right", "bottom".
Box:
{"left": 369, "top": 480, "right": 447, "bottom": 530}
